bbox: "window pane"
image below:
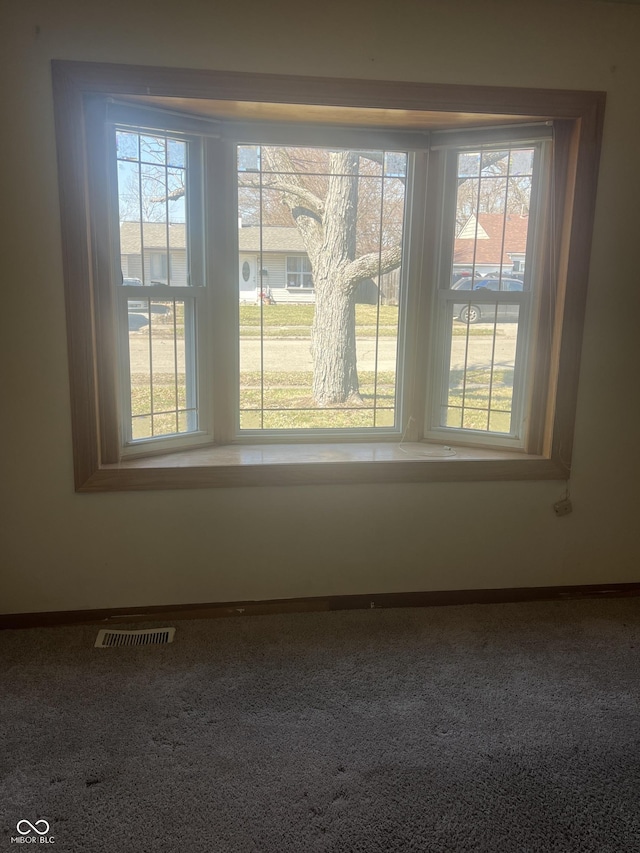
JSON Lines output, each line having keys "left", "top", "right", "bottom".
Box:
{"left": 509, "top": 148, "right": 534, "bottom": 176}
{"left": 140, "top": 135, "right": 166, "bottom": 165}
{"left": 116, "top": 130, "right": 139, "bottom": 161}
{"left": 444, "top": 303, "right": 520, "bottom": 434}
{"left": 451, "top": 147, "right": 534, "bottom": 288}
{"left": 458, "top": 152, "right": 480, "bottom": 178}
{"left": 237, "top": 145, "right": 406, "bottom": 431}
{"left": 481, "top": 150, "right": 509, "bottom": 175}
{"left": 384, "top": 152, "right": 407, "bottom": 178}
{"left": 238, "top": 145, "right": 260, "bottom": 172}
{"left": 167, "top": 139, "right": 186, "bottom": 169}
{"left": 117, "top": 129, "right": 188, "bottom": 288}
{"left": 127, "top": 299, "right": 197, "bottom": 440}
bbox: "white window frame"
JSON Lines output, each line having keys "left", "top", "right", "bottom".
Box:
{"left": 106, "top": 116, "right": 215, "bottom": 458}
{"left": 114, "top": 125, "right": 548, "bottom": 451}
{"left": 51, "top": 61, "right": 604, "bottom": 491}
{"left": 422, "top": 136, "right": 551, "bottom": 451}
{"left": 226, "top": 129, "right": 418, "bottom": 444}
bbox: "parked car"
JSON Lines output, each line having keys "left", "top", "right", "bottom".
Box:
{"left": 481, "top": 270, "right": 526, "bottom": 282}
{"left": 451, "top": 269, "right": 474, "bottom": 285}
{"left": 123, "top": 276, "right": 171, "bottom": 316}
{"left": 451, "top": 277, "right": 526, "bottom": 323}
{"left": 123, "top": 278, "right": 148, "bottom": 312}
{"left": 128, "top": 313, "right": 149, "bottom": 332}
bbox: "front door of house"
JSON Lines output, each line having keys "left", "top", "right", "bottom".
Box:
{"left": 239, "top": 257, "right": 257, "bottom": 298}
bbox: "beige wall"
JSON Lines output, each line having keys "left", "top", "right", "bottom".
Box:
{"left": 1, "top": 0, "right": 639, "bottom": 614}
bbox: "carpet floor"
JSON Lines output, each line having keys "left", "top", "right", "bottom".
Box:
{"left": 1, "top": 599, "right": 640, "bottom": 852}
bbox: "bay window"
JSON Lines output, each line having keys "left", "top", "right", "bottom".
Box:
{"left": 52, "top": 61, "right": 604, "bottom": 490}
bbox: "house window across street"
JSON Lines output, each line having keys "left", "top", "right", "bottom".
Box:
{"left": 286, "top": 256, "right": 314, "bottom": 289}
{"left": 150, "top": 252, "right": 168, "bottom": 281}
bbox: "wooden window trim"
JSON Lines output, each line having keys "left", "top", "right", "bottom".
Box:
{"left": 51, "top": 60, "right": 605, "bottom": 491}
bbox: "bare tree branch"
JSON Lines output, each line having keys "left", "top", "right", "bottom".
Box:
{"left": 150, "top": 186, "right": 184, "bottom": 203}
{"left": 457, "top": 151, "right": 508, "bottom": 187}
{"left": 238, "top": 175, "right": 324, "bottom": 217}
{"left": 260, "top": 147, "right": 325, "bottom": 250}
{"left": 342, "top": 245, "right": 402, "bottom": 290}
{"left": 260, "top": 148, "right": 325, "bottom": 217}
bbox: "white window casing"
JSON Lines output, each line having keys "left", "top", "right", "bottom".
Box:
{"left": 103, "top": 107, "right": 554, "bottom": 456}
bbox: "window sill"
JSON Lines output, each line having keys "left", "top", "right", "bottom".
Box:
{"left": 79, "top": 442, "right": 568, "bottom": 491}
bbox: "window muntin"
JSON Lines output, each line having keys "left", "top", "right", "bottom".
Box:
{"left": 442, "top": 304, "right": 522, "bottom": 432}
{"left": 116, "top": 130, "right": 188, "bottom": 287}
{"left": 115, "top": 125, "right": 206, "bottom": 448}
{"left": 426, "top": 142, "right": 547, "bottom": 446}
{"left": 113, "top": 129, "right": 548, "bottom": 448}
{"left": 125, "top": 297, "right": 198, "bottom": 439}
{"left": 236, "top": 143, "right": 408, "bottom": 433}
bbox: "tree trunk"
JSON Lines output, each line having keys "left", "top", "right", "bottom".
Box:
{"left": 309, "top": 151, "right": 360, "bottom": 405}
{"left": 311, "top": 275, "right": 359, "bottom": 405}
{"left": 260, "top": 147, "right": 402, "bottom": 407}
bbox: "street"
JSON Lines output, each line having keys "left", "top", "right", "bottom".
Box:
{"left": 129, "top": 324, "right": 518, "bottom": 374}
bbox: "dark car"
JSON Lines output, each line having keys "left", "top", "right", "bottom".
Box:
{"left": 451, "top": 277, "right": 526, "bottom": 324}
{"left": 451, "top": 269, "right": 475, "bottom": 285}
{"left": 481, "top": 270, "right": 526, "bottom": 282}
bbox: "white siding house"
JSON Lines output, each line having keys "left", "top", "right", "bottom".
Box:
{"left": 120, "top": 222, "right": 188, "bottom": 287}
{"left": 238, "top": 225, "right": 315, "bottom": 304}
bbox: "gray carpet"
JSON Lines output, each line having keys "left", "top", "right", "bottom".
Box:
{"left": 1, "top": 599, "right": 640, "bottom": 852}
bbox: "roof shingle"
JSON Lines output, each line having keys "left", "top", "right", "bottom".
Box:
{"left": 454, "top": 213, "right": 529, "bottom": 266}
{"left": 120, "top": 223, "right": 305, "bottom": 254}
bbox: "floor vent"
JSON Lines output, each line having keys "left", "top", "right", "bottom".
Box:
{"left": 94, "top": 628, "right": 175, "bottom": 648}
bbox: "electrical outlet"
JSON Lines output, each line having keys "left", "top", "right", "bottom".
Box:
{"left": 554, "top": 498, "right": 573, "bottom": 517}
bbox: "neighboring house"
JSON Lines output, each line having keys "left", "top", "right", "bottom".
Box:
{"left": 238, "top": 225, "right": 314, "bottom": 304}
{"left": 120, "top": 222, "right": 189, "bottom": 286}
{"left": 238, "top": 225, "right": 397, "bottom": 305}
{"left": 453, "top": 213, "right": 529, "bottom": 277}
{"left": 121, "top": 221, "right": 399, "bottom": 304}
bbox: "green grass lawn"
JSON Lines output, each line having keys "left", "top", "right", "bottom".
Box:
{"left": 238, "top": 304, "right": 496, "bottom": 337}
{"left": 130, "top": 366, "right": 513, "bottom": 433}
{"left": 136, "top": 302, "right": 496, "bottom": 340}
{"left": 239, "top": 370, "right": 396, "bottom": 410}
{"left": 130, "top": 305, "right": 509, "bottom": 433}
{"left": 239, "top": 304, "right": 398, "bottom": 338}
{"left": 130, "top": 369, "right": 398, "bottom": 432}
{"left": 238, "top": 369, "right": 396, "bottom": 428}
{"left": 446, "top": 368, "right": 514, "bottom": 432}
